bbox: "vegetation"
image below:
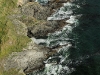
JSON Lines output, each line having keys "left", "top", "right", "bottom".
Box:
{"left": 0, "top": 0, "right": 30, "bottom": 75}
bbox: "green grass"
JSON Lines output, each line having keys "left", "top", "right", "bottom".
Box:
{"left": 0, "top": 68, "right": 25, "bottom": 75}
{"left": 0, "top": 0, "right": 17, "bottom": 44}
{"left": 0, "top": 20, "right": 30, "bottom": 58}
{"left": 0, "top": 0, "right": 30, "bottom": 75}
{"left": 0, "top": 0, "right": 31, "bottom": 58}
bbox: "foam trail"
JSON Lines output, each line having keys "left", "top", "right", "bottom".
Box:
{"left": 30, "top": 1, "right": 81, "bottom": 75}
{"left": 41, "top": 2, "right": 80, "bottom": 75}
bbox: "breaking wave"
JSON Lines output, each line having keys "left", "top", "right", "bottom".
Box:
{"left": 29, "top": 0, "right": 81, "bottom": 75}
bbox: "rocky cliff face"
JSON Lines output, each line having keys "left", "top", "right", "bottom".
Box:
{"left": 9, "top": 0, "right": 68, "bottom": 38}
{"left": 4, "top": 41, "right": 50, "bottom": 73}
{"left": 4, "top": 0, "right": 70, "bottom": 74}
{"left": 21, "top": 2, "right": 50, "bottom": 20}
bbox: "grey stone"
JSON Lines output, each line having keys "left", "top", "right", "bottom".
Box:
{"left": 4, "top": 41, "right": 50, "bottom": 73}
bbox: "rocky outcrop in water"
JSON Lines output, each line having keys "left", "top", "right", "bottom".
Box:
{"left": 9, "top": 0, "right": 68, "bottom": 38}
{"left": 4, "top": 40, "right": 57, "bottom": 74}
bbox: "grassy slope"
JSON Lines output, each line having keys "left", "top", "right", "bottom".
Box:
{"left": 0, "top": 0, "right": 30, "bottom": 75}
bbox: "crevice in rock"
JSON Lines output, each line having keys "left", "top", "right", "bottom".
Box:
{"left": 27, "top": 29, "right": 34, "bottom": 38}
{"left": 24, "top": 64, "right": 45, "bottom": 74}
{"left": 29, "top": 0, "right": 32, "bottom": 2}
{"left": 27, "top": 28, "right": 48, "bottom": 39}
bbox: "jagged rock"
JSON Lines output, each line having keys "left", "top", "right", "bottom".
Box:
{"left": 4, "top": 1, "right": 67, "bottom": 74}
{"left": 21, "top": 2, "right": 51, "bottom": 20}
{"left": 8, "top": 1, "right": 68, "bottom": 38}
{"left": 10, "top": 14, "right": 66, "bottom": 38}
{"left": 4, "top": 41, "right": 52, "bottom": 73}
{"left": 27, "top": 20, "right": 67, "bottom": 38}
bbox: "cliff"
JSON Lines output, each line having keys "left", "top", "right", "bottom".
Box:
{"left": 0, "top": 0, "right": 70, "bottom": 75}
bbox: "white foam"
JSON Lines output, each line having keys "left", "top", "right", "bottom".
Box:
{"left": 47, "top": 17, "right": 53, "bottom": 20}
{"left": 66, "top": 15, "right": 78, "bottom": 24}
{"left": 45, "top": 64, "right": 72, "bottom": 75}
{"left": 31, "top": 38, "right": 46, "bottom": 44}
{"left": 45, "top": 64, "right": 62, "bottom": 75}
{"left": 47, "top": 2, "right": 74, "bottom": 20}
{"left": 31, "top": 1, "right": 80, "bottom": 75}
{"left": 63, "top": 2, "right": 73, "bottom": 6}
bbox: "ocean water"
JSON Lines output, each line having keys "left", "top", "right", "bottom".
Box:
{"left": 69, "top": 0, "right": 100, "bottom": 75}
{"left": 28, "top": 0, "right": 100, "bottom": 75}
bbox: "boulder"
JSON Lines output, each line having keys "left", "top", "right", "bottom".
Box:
{"left": 21, "top": 2, "right": 51, "bottom": 20}
{"left": 4, "top": 41, "right": 51, "bottom": 73}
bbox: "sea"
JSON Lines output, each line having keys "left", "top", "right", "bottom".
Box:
{"left": 28, "top": 0, "right": 100, "bottom": 75}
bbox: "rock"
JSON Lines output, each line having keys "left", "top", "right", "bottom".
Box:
{"left": 4, "top": 40, "right": 57, "bottom": 74}
{"left": 27, "top": 20, "right": 58, "bottom": 38}
{"left": 27, "top": 20, "right": 67, "bottom": 38}
{"left": 4, "top": 1, "right": 67, "bottom": 74}
{"left": 4, "top": 41, "right": 51, "bottom": 73}
{"left": 9, "top": 1, "right": 68, "bottom": 38}
{"left": 12, "top": 19, "right": 28, "bottom": 36}
{"left": 10, "top": 14, "right": 66, "bottom": 39}
{"left": 21, "top": 2, "right": 51, "bottom": 20}
{"left": 17, "top": 0, "right": 35, "bottom": 7}
{"left": 17, "top": 0, "right": 28, "bottom": 6}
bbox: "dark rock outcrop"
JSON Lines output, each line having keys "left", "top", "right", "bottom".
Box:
{"left": 10, "top": 1, "right": 68, "bottom": 38}
{"left": 21, "top": 2, "right": 51, "bottom": 20}
{"left": 27, "top": 20, "right": 67, "bottom": 38}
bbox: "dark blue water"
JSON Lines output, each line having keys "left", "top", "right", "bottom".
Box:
{"left": 69, "top": 0, "right": 100, "bottom": 75}
{"left": 28, "top": 0, "right": 100, "bottom": 75}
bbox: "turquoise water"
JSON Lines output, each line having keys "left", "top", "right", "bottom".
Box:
{"left": 28, "top": 0, "right": 100, "bottom": 75}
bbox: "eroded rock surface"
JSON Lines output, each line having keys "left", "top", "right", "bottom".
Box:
{"left": 21, "top": 2, "right": 51, "bottom": 20}
{"left": 9, "top": 1, "right": 68, "bottom": 38}
{"left": 4, "top": 0, "right": 69, "bottom": 74}
{"left": 4, "top": 41, "right": 52, "bottom": 73}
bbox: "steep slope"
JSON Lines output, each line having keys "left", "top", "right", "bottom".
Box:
{"left": 0, "top": 0, "right": 70, "bottom": 75}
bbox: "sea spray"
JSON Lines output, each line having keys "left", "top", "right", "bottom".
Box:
{"left": 30, "top": 0, "right": 81, "bottom": 75}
